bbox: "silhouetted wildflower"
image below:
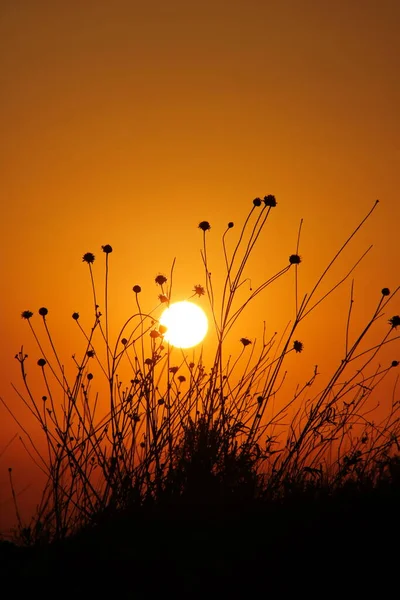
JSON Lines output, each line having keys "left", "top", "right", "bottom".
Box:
{"left": 389, "top": 315, "right": 400, "bottom": 329}
{"left": 21, "top": 310, "right": 33, "bottom": 320}
{"left": 169, "top": 366, "right": 179, "bottom": 374}
{"left": 87, "top": 373, "right": 93, "bottom": 380}
{"left": 263, "top": 195, "right": 277, "bottom": 207}
{"left": 86, "top": 350, "right": 95, "bottom": 358}
{"left": 72, "top": 312, "right": 79, "bottom": 320}
{"left": 102, "top": 244, "right": 113, "bottom": 254}
{"left": 289, "top": 254, "right": 301, "bottom": 265}
{"left": 121, "top": 338, "right": 128, "bottom": 345}
{"left": 193, "top": 284, "right": 205, "bottom": 297}
{"left": 158, "top": 294, "right": 168, "bottom": 303}
{"left": 145, "top": 358, "right": 154, "bottom": 366}
{"left": 189, "top": 362, "right": 195, "bottom": 369}
{"left": 293, "top": 340, "right": 304, "bottom": 353}
{"left": 228, "top": 222, "right": 234, "bottom": 228}
{"left": 42, "top": 396, "right": 47, "bottom": 401}
{"left": 38, "top": 307, "right": 48, "bottom": 317}
{"left": 257, "top": 396, "right": 263, "bottom": 404}
{"left": 240, "top": 337, "right": 252, "bottom": 347}
{"left": 198, "top": 221, "right": 211, "bottom": 231}
{"left": 158, "top": 398, "right": 165, "bottom": 405}
{"left": 391, "top": 360, "right": 399, "bottom": 367}
{"left": 132, "top": 285, "right": 141, "bottom": 294}
{"left": 253, "top": 197, "right": 262, "bottom": 207}
{"left": 382, "top": 288, "right": 390, "bottom": 296}
{"left": 82, "top": 252, "right": 95, "bottom": 264}
{"left": 150, "top": 330, "right": 160, "bottom": 338}
{"left": 155, "top": 274, "right": 167, "bottom": 286}
{"left": 159, "top": 325, "right": 168, "bottom": 335}
{"left": 37, "top": 358, "right": 46, "bottom": 367}
{"left": 177, "top": 375, "right": 186, "bottom": 383}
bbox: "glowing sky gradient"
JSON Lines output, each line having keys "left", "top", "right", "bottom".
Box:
{"left": 0, "top": 0, "right": 399, "bottom": 530}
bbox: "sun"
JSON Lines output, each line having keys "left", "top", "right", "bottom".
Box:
{"left": 159, "top": 301, "right": 208, "bottom": 348}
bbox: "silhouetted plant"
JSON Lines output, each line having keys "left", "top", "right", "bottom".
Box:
{"left": 1, "top": 196, "right": 400, "bottom": 545}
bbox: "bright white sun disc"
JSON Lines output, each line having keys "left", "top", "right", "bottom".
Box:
{"left": 159, "top": 301, "right": 208, "bottom": 348}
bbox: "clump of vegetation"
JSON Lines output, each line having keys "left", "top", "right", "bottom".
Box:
{"left": 1, "top": 196, "right": 399, "bottom": 551}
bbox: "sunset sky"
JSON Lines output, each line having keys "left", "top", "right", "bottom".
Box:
{"left": 1, "top": 0, "right": 399, "bottom": 530}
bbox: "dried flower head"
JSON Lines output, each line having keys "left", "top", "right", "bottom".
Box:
{"left": 169, "top": 366, "right": 179, "bottom": 374}
{"left": 293, "top": 340, "right": 304, "bottom": 353}
{"left": 289, "top": 254, "right": 301, "bottom": 265}
{"left": 82, "top": 252, "right": 95, "bottom": 264}
{"left": 86, "top": 350, "right": 95, "bottom": 358}
{"left": 240, "top": 337, "right": 252, "bottom": 347}
{"left": 145, "top": 358, "right": 154, "bottom": 366}
{"left": 381, "top": 288, "right": 390, "bottom": 296}
{"left": 193, "top": 284, "right": 205, "bottom": 297}
{"left": 150, "top": 330, "right": 160, "bottom": 338}
{"left": 263, "top": 195, "right": 277, "bottom": 207}
{"left": 227, "top": 222, "right": 234, "bottom": 228}
{"left": 21, "top": 310, "right": 33, "bottom": 320}
{"left": 87, "top": 373, "right": 93, "bottom": 380}
{"left": 158, "top": 398, "right": 165, "bottom": 405}
{"left": 158, "top": 294, "right": 168, "bottom": 303}
{"left": 257, "top": 396, "right": 263, "bottom": 404}
{"left": 132, "top": 285, "right": 141, "bottom": 294}
{"left": 253, "top": 197, "right": 262, "bottom": 207}
{"left": 72, "top": 312, "right": 79, "bottom": 320}
{"left": 198, "top": 221, "right": 211, "bottom": 231}
{"left": 177, "top": 375, "right": 186, "bottom": 383}
{"left": 155, "top": 274, "right": 167, "bottom": 286}
{"left": 102, "top": 244, "right": 113, "bottom": 254}
{"left": 38, "top": 307, "right": 48, "bottom": 317}
{"left": 37, "top": 358, "right": 46, "bottom": 367}
{"left": 391, "top": 360, "right": 399, "bottom": 367}
{"left": 389, "top": 315, "right": 400, "bottom": 329}
{"left": 121, "top": 338, "right": 128, "bottom": 345}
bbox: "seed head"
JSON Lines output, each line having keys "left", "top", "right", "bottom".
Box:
{"left": 121, "top": 338, "right": 128, "bottom": 345}
{"left": 155, "top": 274, "right": 167, "bottom": 286}
{"left": 177, "top": 375, "right": 186, "bottom": 383}
{"left": 38, "top": 307, "right": 48, "bottom": 317}
{"left": 389, "top": 315, "right": 400, "bottom": 329}
{"left": 240, "top": 337, "right": 252, "bottom": 347}
{"left": 198, "top": 221, "right": 211, "bottom": 232}
{"left": 37, "top": 358, "right": 46, "bottom": 367}
{"left": 82, "top": 252, "right": 95, "bottom": 264}
{"left": 86, "top": 350, "right": 95, "bottom": 358}
{"left": 150, "top": 330, "right": 160, "bottom": 338}
{"left": 102, "top": 244, "right": 113, "bottom": 254}
{"left": 253, "top": 197, "right": 262, "bottom": 207}
{"left": 87, "top": 373, "right": 93, "bottom": 380}
{"left": 169, "top": 366, "right": 179, "bottom": 374}
{"left": 289, "top": 254, "right": 301, "bottom": 265}
{"left": 72, "top": 312, "right": 79, "bottom": 320}
{"left": 193, "top": 284, "right": 205, "bottom": 297}
{"left": 263, "top": 195, "right": 277, "bottom": 207}
{"left": 381, "top": 288, "right": 390, "bottom": 296}
{"left": 132, "top": 285, "right": 141, "bottom": 294}
{"left": 158, "top": 294, "right": 168, "bottom": 303}
{"left": 391, "top": 360, "right": 399, "bottom": 367}
{"left": 293, "top": 340, "right": 304, "bottom": 353}
{"left": 21, "top": 310, "right": 33, "bottom": 320}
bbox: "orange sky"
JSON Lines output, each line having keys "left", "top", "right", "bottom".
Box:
{"left": 1, "top": 0, "right": 399, "bottom": 532}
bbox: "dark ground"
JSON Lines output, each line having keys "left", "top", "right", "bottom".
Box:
{"left": 1, "top": 482, "right": 399, "bottom": 597}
